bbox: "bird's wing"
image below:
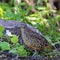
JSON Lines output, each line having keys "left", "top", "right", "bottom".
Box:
{"left": 27, "top": 26, "right": 47, "bottom": 40}
{"left": 27, "top": 24, "right": 43, "bottom": 35}
{"left": 26, "top": 27, "right": 49, "bottom": 47}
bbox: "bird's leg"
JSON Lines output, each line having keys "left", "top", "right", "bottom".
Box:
{"left": 32, "top": 50, "right": 38, "bottom": 58}
{"left": 32, "top": 50, "right": 45, "bottom": 60}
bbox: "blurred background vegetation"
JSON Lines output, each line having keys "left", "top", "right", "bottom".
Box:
{"left": 0, "top": 0, "right": 60, "bottom": 57}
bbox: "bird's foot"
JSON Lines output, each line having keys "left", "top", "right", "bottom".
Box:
{"left": 32, "top": 50, "right": 39, "bottom": 59}
{"left": 32, "top": 50, "right": 45, "bottom": 60}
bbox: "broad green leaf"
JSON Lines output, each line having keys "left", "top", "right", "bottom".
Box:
{"left": 36, "top": 6, "right": 46, "bottom": 10}
{"left": 17, "top": 46, "right": 28, "bottom": 57}
{"left": 11, "top": 35, "right": 18, "bottom": 44}
{"left": 0, "top": 42, "right": 10, "bottom": 50}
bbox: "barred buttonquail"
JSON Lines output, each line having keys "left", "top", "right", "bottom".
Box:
{"left": 19, "top": 22, "right": 50, "bottom": 56}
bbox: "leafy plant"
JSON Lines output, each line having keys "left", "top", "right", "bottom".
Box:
{"left": 0, "top": 26, "right": 4, "bottom": 37}
{"left": 0, "top": 0, "right": 60, "bottom": 57}
{"left": 17, "top": 45, "right": 28, "bottom": 57}
{"left": 0, "top": 41, "right": 10, "bottom": 50}
{"left": 0, "top": 26, "right": 4, "bottom": 32}
{"left": 11, "top": 35, "right": 18, "bottom": 44}
{"left": 0, "top": 32, "right": 3, "bottom": 37}
{"left": 10, "top": 43, "right": 29, "bottom": 57}
{"left": 0, "top": 6, "right": 4, "bottom": 17}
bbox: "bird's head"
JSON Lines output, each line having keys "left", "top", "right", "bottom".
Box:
{"left": 17, "top": 22, "right": 27, "bottom": 28}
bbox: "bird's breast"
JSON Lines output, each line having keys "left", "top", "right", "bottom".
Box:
{"left": 21, "top": 28, "right": 31, "bottom": 46}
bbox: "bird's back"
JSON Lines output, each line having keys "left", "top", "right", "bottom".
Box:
{"left": 21, "top": 24, "right": 50, "bottom": 51}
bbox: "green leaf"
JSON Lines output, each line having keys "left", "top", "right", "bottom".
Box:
{"left": 36, "top": 6, "right": 46, "bottom": 10}
{"left": 0, "top": 26, "right": 4, "bottom": 32}
{"left": 17, "top": 45, "right": 28, "bottom": 57}
{"left": 0, "top": 32, "right": 3, "bottom": 37}
{"left": 9, "top": 49, "right": 17, "bottom": 54}
{"left": 11, "top": 35, "right": 18, "bottom": 44}
{"left": 0, "top": 42, "right": 10, "bottom": 50}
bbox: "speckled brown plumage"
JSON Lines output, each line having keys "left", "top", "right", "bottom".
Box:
{"left": 20, "top": 22, "right": 50, "bottom": 51}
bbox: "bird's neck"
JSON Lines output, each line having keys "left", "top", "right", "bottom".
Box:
{"left": 21, "top": 28, "right": 25, "bottom": 34}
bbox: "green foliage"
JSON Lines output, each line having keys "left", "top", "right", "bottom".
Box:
{"left": 0, "top": 26, "right": 4, "bottom": 37}
{"left": 0, "top": 0, "right": 60, "bottom": 57}
{"left": 3, "top": 2, "right": 31, "bottom": 21}
{"left": 10, "top": 43, "right": 29, "bottom": 57}
{"left": 0, "top": 2, "right": 13, "bottom": 11}
{"left": 0, "top": 6, "right": 4, "bottom": 17}
{"left": 0, "top": 32, "right": 3, "bottom": 37}
{"left": 17, "top": 45, "right": 28, "bottom": 57}
{"left": 11, "top": 35, "right": 18, "bottom": 44}
{"left": 0, "top": 26, "right": 4, "bottom": 32}
{"left": 0, "top": 41, "right": 10, "bottom": 50}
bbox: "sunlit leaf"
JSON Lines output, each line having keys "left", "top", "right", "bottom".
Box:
{"left": 11, "top": 35, "right": 18, "bottom": 44}
{"left": 0, "top": 42, "right": 10, "bottom": 50}
{"left": 0, "top": 26, "right": 4, "bottom": 32}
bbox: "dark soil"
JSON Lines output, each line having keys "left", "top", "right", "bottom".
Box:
{"left": 0, "top": 53, "right": 60, "bottom": 60}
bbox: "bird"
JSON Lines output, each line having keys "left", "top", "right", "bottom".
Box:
{"left": 18, "top": 22, "right": 50, "bottom": 57}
